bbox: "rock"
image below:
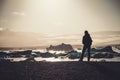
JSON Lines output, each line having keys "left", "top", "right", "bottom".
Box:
{"left": 46, "top": 43, "right": 74, "bottom": 52}
{"left": 67, "top": 51, "right": 80, "bottom": 59}
{"left": 96, "top": 46, "right": 114, "bottom": 52}
{"left": 40, "top": 52, "right": 55, "bottom": 58}
{"left": 9, "top": 50, "right": 32, "bottom": 58}
{"left": 0, "top": 52, "right": 7, "bottom": 58}
{"left": 0, "top": 59, "right": 11, "bottom": 62}
{"left": 92, "top": 52, "right": 114, "bottom": 58}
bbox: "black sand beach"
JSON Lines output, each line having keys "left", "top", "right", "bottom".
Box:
{"left": 0, "top": 61, "right": 120, "bottom": 80}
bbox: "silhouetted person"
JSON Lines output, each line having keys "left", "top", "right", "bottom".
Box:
{"left": 80, "top": 30, "right": 92, "bottom": 61}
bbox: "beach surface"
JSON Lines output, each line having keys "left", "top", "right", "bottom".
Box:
{"left": 0, "top": 61, "right": 120, "bottom": 80}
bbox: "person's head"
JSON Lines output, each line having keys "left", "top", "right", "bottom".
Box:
{"left": 84, "top": 30, "right": 89, "bottom": 35}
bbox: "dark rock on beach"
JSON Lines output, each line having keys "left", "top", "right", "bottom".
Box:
{"left": 92, "top": 52, "right": 114, "bottom": 58}
{"left": 46, "top": 43, "right": 74, "bottom": 52}
{"left": 96, "top": 46, "right": 114, "bottom": 52}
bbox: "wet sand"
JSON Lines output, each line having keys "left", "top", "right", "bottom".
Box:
{"left": 0, "top": 61, "right": 120, "bottom": 80}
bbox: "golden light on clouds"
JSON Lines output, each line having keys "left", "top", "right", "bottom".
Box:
{"left": 0, "top": 0, "right": 120, "bottom": 47}
{"left": 0, "top": 0, "right": 119, "bottom": 35}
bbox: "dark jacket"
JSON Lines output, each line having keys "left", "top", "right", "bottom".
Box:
{"left": 82, "top": 34, "right": 92, "bottom": 46}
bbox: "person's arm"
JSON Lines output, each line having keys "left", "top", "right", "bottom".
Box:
{"left": 90, "top": 36, "right": 92, "bottom": 42}
{"left": 82, "top": 36, "right": 85, "bottom": 44}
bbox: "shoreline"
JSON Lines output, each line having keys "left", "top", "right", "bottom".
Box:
{"left": 0, "top": 61, "right": 120, "bottom": 80}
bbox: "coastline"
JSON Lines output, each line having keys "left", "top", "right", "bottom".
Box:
{"left": 0, "top": 61, "right": 120, "bottom": 80}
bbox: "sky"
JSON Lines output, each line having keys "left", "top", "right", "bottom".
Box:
{"left": 0, "top": 0, "right": 120, "bottom": 47}
{"left": 0, "top": 0, "right": 120, "bottom": 35}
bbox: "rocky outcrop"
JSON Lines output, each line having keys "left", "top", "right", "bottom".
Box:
{"left": 67, "top": 51, "right": 80, "bottom": 59}
{"left": 92, "top": 52, "right": 114, "bottom": 58}
{"left": 93, "top": 46, "right": 120, "bottom": 57}
{"left": 9, "top": 50, "right": 32, "bottom": 58}
{"left": 46, "top": 43, "right": 74, "bottom": 52}
{"left": 96, "top": 46, "right": 114, "bottom": 52}
{"left": 0, "top": 52, "right": 7, "bottom": 58}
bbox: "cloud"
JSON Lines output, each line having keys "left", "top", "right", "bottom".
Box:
{"left": 52, "top": 21, "right": 64, "bottom": 27}
{"left": 12, "top": 11, "right": 26, "bottom": 16}
{"left": 0, "top": 19, "right": 7, "bottom": 22}
{"left": 0, "top": 27, "right": 3, "bottom": 31}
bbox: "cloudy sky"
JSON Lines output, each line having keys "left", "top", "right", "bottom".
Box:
{"left": 0, "top": 0, "right": 120, "bottom": 47}
{"left": 0, "top": 0, "right": 120, "bottom": 35}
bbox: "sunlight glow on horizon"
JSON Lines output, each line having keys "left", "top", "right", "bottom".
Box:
{"left": 0, "top": 0, "right": 120, "bottom": 47}
{"left": 0, "top": 0, "right": 119, "bottom": 35}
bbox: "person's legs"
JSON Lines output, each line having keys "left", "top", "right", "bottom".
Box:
{"left": 80, "top": 46, "right": 86, "bottom": 61}
{"left": 87, "top": 46, "right": 91, "bottom": 61}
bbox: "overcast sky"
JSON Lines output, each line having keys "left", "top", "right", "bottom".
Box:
{"left": 0, "top": 0, "right": 120, "bottom": 35}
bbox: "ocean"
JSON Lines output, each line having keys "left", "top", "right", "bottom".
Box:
{"left": 1, "top": 47, "right": 120, "bottom": 62}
